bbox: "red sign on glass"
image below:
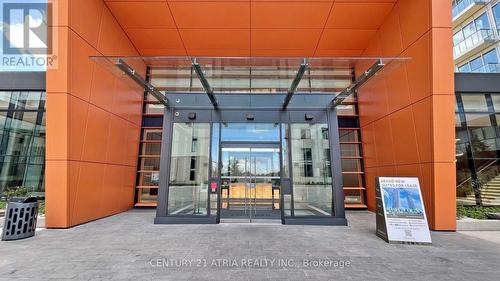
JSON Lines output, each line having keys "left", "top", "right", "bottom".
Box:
{"left": 210, "top": 181, "right": 218, "bottom": 192}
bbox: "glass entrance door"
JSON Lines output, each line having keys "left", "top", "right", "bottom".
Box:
{"left": 220, "top": 146, "right": 281, "bottom": 221}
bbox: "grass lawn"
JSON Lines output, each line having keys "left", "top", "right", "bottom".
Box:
{"left": 457, "top": 205, "right": 500, "bottom": 220}
{"left": 0, "top": 201, "right": 5, "bottom": 210}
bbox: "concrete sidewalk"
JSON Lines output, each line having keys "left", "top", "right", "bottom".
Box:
{"left": 1, "top": 210, "right": 499, "bottom": 281}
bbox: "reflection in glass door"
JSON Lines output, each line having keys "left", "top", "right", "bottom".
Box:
{"left": 220, "top": 147, "right": 281, "bottom": 221}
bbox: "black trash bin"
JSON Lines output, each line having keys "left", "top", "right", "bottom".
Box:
{"left": 1, "top": 197, "right": 39, "bottom": 241}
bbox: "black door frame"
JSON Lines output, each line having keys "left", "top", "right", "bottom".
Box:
{"left": 218, "top": 142, "right": 283, "bottom": 222}
{"left": 155, "top": 98, "right": 347, "bottom": 226}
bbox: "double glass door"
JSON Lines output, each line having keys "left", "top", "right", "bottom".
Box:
{"left": 220, "top": 145, "right": 281, "bottom": 221}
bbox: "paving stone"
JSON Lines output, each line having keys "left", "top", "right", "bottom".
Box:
{"left": 0, "top": 210, "right": 499, "bottom": 281}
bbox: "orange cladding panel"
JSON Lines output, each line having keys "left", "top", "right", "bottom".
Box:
{"left": 45, "top": 0, "right": 144, "bottom": 228}
{"left": 358, "top": 0, "right": 456, "bottom": 230}
{"left": 103, "top": 0, "right": 400, "bottom": 56}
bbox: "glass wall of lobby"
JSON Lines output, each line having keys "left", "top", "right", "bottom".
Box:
{"left": 456, "top": 92, "right": 500, "bottom": 206}
{"left": 0, "top": 91, "right": 45, "bottom": 198}
{"left": 135, "top": 60, "right": 367, "bottom": 209}
{"left": 154, "top": 114, "right": 346, "bottom": 224}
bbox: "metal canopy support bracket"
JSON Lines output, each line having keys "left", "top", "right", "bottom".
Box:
{"left": 116, "top": 59, "right": 168, "bottom": 106}
{"left": 283, "top": 58, "right": 309, "bottom": 109}
{"left": 331, "top": 59, "right": 385, "bottom": 107}
{"left": 192, "top": 58, "right": 218, "bottom": 109}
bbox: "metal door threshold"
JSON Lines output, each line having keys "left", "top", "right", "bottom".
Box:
{"left": 220, "top": 219, "right": 282, "bottom": 224}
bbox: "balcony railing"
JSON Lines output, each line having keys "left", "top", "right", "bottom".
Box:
{"left": 454, "top": 28, "right": 497, "bottom": 59}
{"left": 453, "top": 0, "right": 488, "bottom": 19}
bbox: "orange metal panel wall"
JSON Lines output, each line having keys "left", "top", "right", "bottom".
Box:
{"left": 103, "top": 0, "right": 396, "bottom": 57}
{"left": 357, "top": 0, "right": 456, "bottom": 230}
{"left": 44, "top": 0, "right": 456, "bottom": 231}
{"left": 45, "top": 0, "right": 145, "bottom": 228}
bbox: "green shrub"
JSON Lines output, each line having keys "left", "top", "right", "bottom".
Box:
{"left": 4, "top": 186, "right": 31, "bottom": 199}
{"left": 457, "top": 205, "right": 500, "bottom": 220}
{"left": 0, "top": 199, "right": 44, "bottom": 214}
{"left": 38, "top": 201, "right": 45, "bottom": 215}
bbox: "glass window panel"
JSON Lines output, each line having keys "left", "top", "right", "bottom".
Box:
{"left": 138, "top": 188, "right": 158, "bottom": 203}
{"left": 453, "top": 31, "right": 464, "bottom": 45}
{"left": 483, "top": 49, "right": 499, "bottom": 64}
{"left": 0, "top": 91, "right": 46, "bottom": 195}
{"left": 456, "top": 122, "right": 470, "bottom": 150}
{"left": 291, "top": 123, "right": 332, "bottom": 216}
{"left": 0, "top": 92, "right": 11, "bottom": 109}
{"left": 491, "top": 95, "right": 500, "bottom": 112}
{"left": 336, "top": 104, "right": 356, "bottom": 115}
{"left": 344, "top": 189, "right": 364, "bottom": 204}
{"left": 211, "top": 123, "right": 220, "bottom": 178}
{"left": 339, "top": 130, "right": 359, "bottom": 142}
{"left": 466, "top": 113, "right": 492, "bottom": 126}
{"left": 310, "top": 78, "right": 351, "bottom": 91}
{"left": 466, "top": 114, "right": 496, "bottom": 157}
{"left": 143, "top": 129, "right": 162, "bottom": 141}
{"left": 141, "top": 157, "right": 160, "bottom": 171}
{"left": 456, "top": 153, "right": 473, "bottom": 204}
{"left": 474, "top": 159, "right": 500, "bottom": 205}
{"left": 458, "top": 63, "right": 470, "bottom": 73}
{"left": 150, "top": 68, "right": 192, "bottom": 75}
{"left": 210, "top": 193, "right": 218, "bottom": 216}
{"left": 141, "top": 143, "right": 161, "bottom": 155}
{"left": 140, "top": 171, "right": 160, "bottom": 186}
{"left": 23, "top": 162, "right": 45, "bottom": 193}
{"left": 461, "top": 94, "right": 488, "bottom": 111}
{"left": 341, "top": 159, "right": 361, "bottom": 173}
{"left": 469, "top": 56, "right": 484, "bottom": 72}
{"left": 494, "top": 4, "right": 500, "bottom": 28}
{"left": 340, "top": 143, "right": 361, "bottom": 157}
{"left": 455, "top": 113, "right": 462, "bottom": 127}
{"left": 221, "top": 123, "right": 280, "bottom": 142}
{"left": 282, "top": 124, "right": 290, "bottom": 178}
{"left": 283, "top": 194, "right": 292, "bottom": 216}
{"left": 475, "top": 12, "right": 490, "bottom": 29}
{"left": 343, "top": 173, "right": 362, "bottom": 187}
{"left": 150, "top": 76, "right": 191, "bottom": 88}
{"left": 0, "top": 156, "right": 29, "bottom": 189}
{"left": 145, "top": 103, "right": 164, "bottom": 114}
{"left": 6, "top": 92, "right": 42, "bottom": 111}
{"left": 168, "top": 123, "right": 210, "bottom": 216}
{"left": 462, "top": 21, "right": 476, "bottom": 38}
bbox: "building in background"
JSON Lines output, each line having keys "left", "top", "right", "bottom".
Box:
{"left": 452, "top": 0, "right": 500, "bottom": 206}
{"left": 453, "top": 0, "right": 500, "bottom": 73}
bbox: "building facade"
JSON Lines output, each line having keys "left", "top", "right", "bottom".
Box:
{"left": 40, "top": 0, "right": 455, "bottom": 230}
{"left": 453, "top": 0, "right": 500, "bottom": 73}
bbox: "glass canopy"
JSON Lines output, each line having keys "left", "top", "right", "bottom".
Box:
{"left": 91, "top": 56, "right": 409, "bottom": 96}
